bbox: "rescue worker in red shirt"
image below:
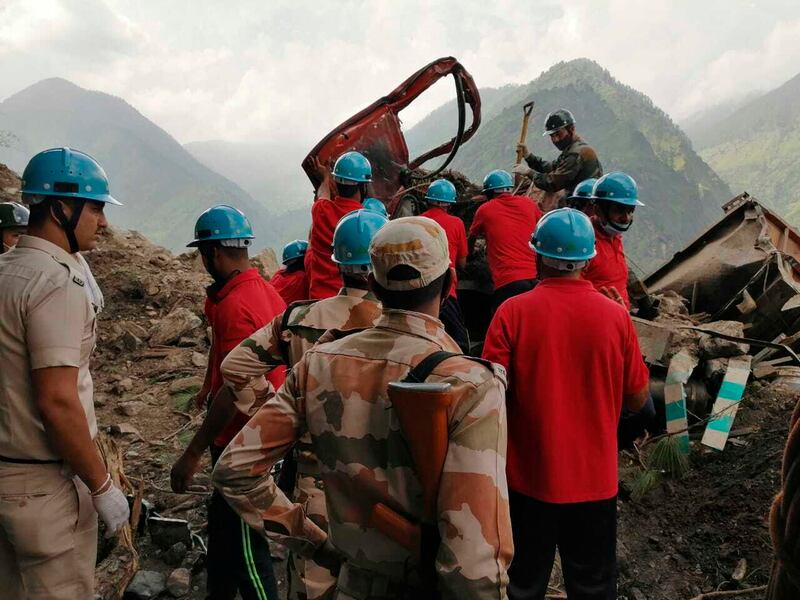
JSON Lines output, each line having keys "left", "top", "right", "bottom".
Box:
{"left": 306, "top": 151, "right": 372, "bottom": 299}
{"left": 420, "top": 178, "right": 470, "bottom": 353}
{"left": 483, "top": 208, "right": 650, "bottom": 600}
{"left": 582, "top": 172, "right": 644, "bottom": 309}
{"left": 469, "top": 169, "right": 543, "bottom": 309}
{"left": 271, "top": 239, "right": 309, "bottom": 305}
{"left": 170, "top": 204, "right": 286, "bottom": 600}
{"left": 565, "top": 178, "right": 597, "bottom": 217}
{"left": 361, "top": 196, "right": 389, "bottom": 218}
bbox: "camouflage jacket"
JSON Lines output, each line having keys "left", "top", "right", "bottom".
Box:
{"left": 220, "top": 287, "right": 382, "bottom": 474}
{"left": 212, "top": 309, "right": 513, "bottom": 599}
{"left": 525, "top": 135, "right": 602, "bottom": 193}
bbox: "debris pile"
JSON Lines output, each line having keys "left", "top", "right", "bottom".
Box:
{"left": 612, "top": 193, "right": 800, "bottom": 598}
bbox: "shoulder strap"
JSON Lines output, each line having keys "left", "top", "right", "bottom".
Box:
{"left": 402, "top": 350, "right": 460, "bottom": 383}
{"left": 278, "top": 299, "right": 318, "bottom": 366}
{"left": 403, "top": 351, "right": 499, "bottom": 384}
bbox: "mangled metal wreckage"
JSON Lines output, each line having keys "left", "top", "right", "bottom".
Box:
{"left": 633, "top": 192, "right": 800, "bottom": 452}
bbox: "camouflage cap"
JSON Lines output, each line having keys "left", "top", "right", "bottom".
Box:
{"left": 369, "top": 216, "right": 450, "bottom": 291}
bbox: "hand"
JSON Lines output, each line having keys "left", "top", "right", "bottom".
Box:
{"left": 600, "top": 286, "right": 625, "bottom": 307}
{"left": 92, "top": 478, "right": 130, "bottom": 537}
{"left": 312, "top": 539, "right": 344, "bottom": 576}
{"left": 512, "top": 163, "right": 533, "bottom": 177}
{"left": 170, "top": 450, "right": 202, "bottom": 493}
{"left": 310, "top": 156, "right": 330, "bottom": 182}
{"left": 517, "top": 143, "right": 529, "bottom": 158}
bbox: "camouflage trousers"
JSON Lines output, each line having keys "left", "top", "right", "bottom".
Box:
{"left": 288, "top": 473, "right": 337, "bottom": 600}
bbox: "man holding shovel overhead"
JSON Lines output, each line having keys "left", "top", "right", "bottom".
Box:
{"left": 513, "top": 108, "right": 603, "bottom": 206}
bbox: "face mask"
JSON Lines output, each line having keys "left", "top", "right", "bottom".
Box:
{"left": 601, "top": 220, "right": 631, "bottom": 237}
{"left": 554, "top": 135, "right": 572, "bottom": 151}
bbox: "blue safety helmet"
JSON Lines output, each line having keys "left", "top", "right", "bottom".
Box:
{"left": 331, "top": 209, "right": 388, "bottom": 267}
{"left": 282, "top": 239, "right": 309, "bottom": 264}
{"left": 362, "top": 197, "right": 389, "bottom": 218}
{"left": 187, "top": 205, "right": 255, "bottom": 247}
{"left": 425, "top": 179, "right": 457, "bottom": 204}
{"left": 21, "top": 147, "right": 122, "bottom": 205}
{"left": 592, "top": 172, "right": 644, "bottom": 207}
{"left": 333, "top": 151, "right": 372, "bottom": 184}
{"left": 531, "top": 208, "right": 596, "bottom": 262}
{"left": 567, "top": 178, "right": 597, "bottom": 201}
{"left": 482, "top": 169, "right": 514, "bottom": 192}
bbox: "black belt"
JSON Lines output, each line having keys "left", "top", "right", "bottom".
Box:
{"left": 0, "top": 455, "right": 62, "bottom": 465}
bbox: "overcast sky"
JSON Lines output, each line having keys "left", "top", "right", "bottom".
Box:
{"left": 1, "top": 0, "right": 798, "bottom": 147}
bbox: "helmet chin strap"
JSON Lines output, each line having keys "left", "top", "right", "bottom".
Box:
{"left": 51, "top": 199, "right": 84, "bottom": 254}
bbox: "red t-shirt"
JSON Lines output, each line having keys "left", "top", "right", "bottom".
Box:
{"left": 307, "top": 196, "right": 363, "bottom": 299}
{"left": 420, "top": 206, "right": 468, "bottom": 298}
{"left": 270, "top": 267, "right": 309, "bottom": 305}
{"left": 583, "top": 220, "right": 630, "bottom": 308}
{"left": 204, "top": 269, "right": 287, "bottom": 447}
{"left": 469, "top": 193, "right": 542, "bottom": 289}
{"left": 482, "top": 278, "right": 649, "bottom": 503}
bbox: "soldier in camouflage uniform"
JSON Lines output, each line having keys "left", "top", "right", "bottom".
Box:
{"left": 513, "top": 109, "right": 602, "bottom": 207}
{"left": 213, "top": 216, "right": 513, "bottom": 599}
{"left": 220, "top": 209, "right": 387, "bottom": 600}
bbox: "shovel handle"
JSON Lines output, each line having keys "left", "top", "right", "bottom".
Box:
{"left": 516, "top": 101, "right": 535, "bottom": 165}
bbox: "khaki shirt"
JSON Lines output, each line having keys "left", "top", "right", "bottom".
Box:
{"left": 0, "top": 235, "right": 98, "bottom": 460}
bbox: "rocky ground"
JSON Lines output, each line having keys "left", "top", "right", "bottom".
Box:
{"left": 84, "top": 227, "right": 282, "bottom": 599}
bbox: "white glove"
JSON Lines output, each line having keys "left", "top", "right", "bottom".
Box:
{"left": 512, "top": 163, "right": 533, "bottom": 177}
{"left": 92, "top": 476, "right": 130, "bottom": 537}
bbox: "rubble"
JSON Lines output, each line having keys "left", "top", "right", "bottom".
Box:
{"left": 166, "top": 568, "right": 192, "bottom": 598}
{"left": 149, "top": 308, "right": 203, "bottom": 346}
{"left": 698, "top": 320, "right": 750, "bottom": 358}
{"left": 148, "top": 517, "right": 193, "bottom": 550}
{"left": 125, "top": 570, "right": 166, "bottom": 599}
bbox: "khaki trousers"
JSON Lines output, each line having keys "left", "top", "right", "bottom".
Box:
{"left": 0, "top": 462, "right": 98, "bottom": 599}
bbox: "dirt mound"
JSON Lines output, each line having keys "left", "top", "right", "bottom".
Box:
{"left": 0, "top": 163, "right": 21, "bottom": 201}
{"left": 616, "top": 382, "right": 789, "bottom": 598}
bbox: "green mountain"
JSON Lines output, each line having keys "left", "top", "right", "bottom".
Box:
{"left": 184, "top": 139, "right": 313, "bottom": 247}
{"left": 0, "top": 78, "right": 279, "bottom": 252}
{"left": 407, "top": 59, "right": 732, "bottom": 272}
{"left": 690, "top": 72, "right": 800, "bottom": 221}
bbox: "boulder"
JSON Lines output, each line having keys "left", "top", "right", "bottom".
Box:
{"left": 191, "top": 352, "right": 208, "bottom": 368}
{"left": 166, "top": 568, "right": 191, "bottom": 597}
{"left": 699, "top": 321, "right": 750, "bottom": 359}
{"left": 124, "top": 570, "right": 166, "bottom": 599}
{"left": 163, "top": 541, "right": 188, "bottom": 567}
{"left": 148, "top": 516, "right": 192, "bottom": 550}
{"left": 117, "top": 401, "right": 145, "bottom": 417}
{"left": 150, "top": 308, "right": 202, "bottom": 346}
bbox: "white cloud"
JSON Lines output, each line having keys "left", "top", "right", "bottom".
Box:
{"left": 0, "top": 0, "right": 798, "bottom": 146}
{"left": 673, "top": 18, "right": 800, "bottom": 118}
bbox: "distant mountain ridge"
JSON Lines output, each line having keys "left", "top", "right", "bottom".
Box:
{"left": 407, "top": 59, "right": 732, "bottom": 271}
{"left": 689, "top": 71, "right": 800, "bottom": 221}
{"left": 0, "top": 78, "right": 279, "bottom": 252}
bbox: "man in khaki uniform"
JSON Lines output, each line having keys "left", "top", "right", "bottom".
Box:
{"left": 213, "top": 216, "right": 513, "bottom": 599}
{"left": 0, "top": 148, "right": 130, "bottom": 599}
{"left": 221, "top": 208, "right": 387, "bottom": 599}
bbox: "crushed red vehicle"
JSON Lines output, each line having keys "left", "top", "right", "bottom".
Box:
{"left": 302, "top": 56, "right": 481, "bottom": 215}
